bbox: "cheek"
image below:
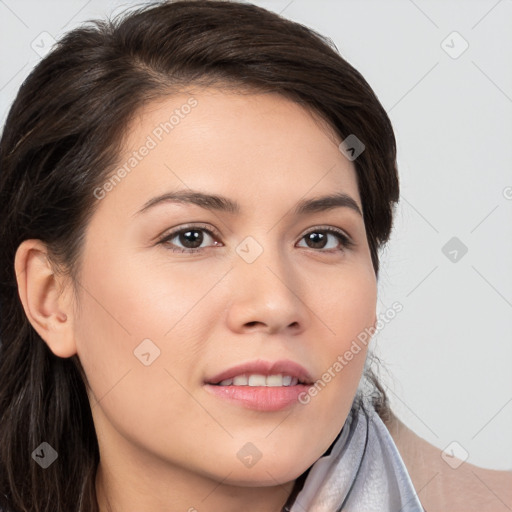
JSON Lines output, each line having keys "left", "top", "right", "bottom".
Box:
{"left": 72, "top": 250, "right": 226, "bottom": 403}
{"left": 71, "top": 248, "right": 158, "bottom": 405}
{"left": 71, "top": 262, "right": 216, "bottom": 459}
{"left": 302, "top": 263, "right": 376, "bottom": 419}
{"left": 315, "top": 261, "right": 377, "bottom": 353}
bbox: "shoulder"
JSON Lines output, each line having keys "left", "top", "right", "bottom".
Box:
{"left": 382, "top": 411, "right": 512, "bottom": 512}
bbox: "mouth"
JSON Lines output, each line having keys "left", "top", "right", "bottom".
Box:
{"left": 212, "top": 373, "right": 309, "bottom": 387}
{"left": 203, "top": 359, "right": 314, "bottom": 411}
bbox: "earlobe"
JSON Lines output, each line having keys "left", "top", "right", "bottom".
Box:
{"left": 14, "top": 239, "right": 77, "bottom": 358}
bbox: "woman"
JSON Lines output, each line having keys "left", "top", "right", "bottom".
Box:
{"left": 0, "top": 1, "right": 509, "bottom": 511}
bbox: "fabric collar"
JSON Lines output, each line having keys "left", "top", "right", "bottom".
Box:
{"left": 283, "top": 396, "right": 425, "bottom": 512}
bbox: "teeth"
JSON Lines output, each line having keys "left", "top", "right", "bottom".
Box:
{"left": 282, "top": 375, "right": 292, "bottom": 386}
{"left": 233, "top": 375, "right": 248, "bottom": 385}
{"left": 248, "top": 374, "right": 267, "bottom": 386}
{"left": 266, "top": 375, "right": 283, "bottom": 387}
{"left": 217, "top": 374, "right": 300, "bottom": 387}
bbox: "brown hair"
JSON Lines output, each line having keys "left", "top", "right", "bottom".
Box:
{"left": 0, "top": 1, "right": 397, "bottom": 510}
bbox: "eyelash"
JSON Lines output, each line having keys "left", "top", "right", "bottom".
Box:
{"left": 157, "top": 223, "right": 355, "bottom": 254}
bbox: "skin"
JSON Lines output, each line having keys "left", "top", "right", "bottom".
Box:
{"left": 385, "top": 413, "right": 512, "bottom": 511}
{"left": 15, "top": 88, "right": 378, "bottom": 512}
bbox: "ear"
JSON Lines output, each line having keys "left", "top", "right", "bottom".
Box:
{"left": 14, "top": 239, "right": 77, "bottom": 358}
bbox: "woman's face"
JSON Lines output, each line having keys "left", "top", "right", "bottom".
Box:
{"left": 73, "top": 87, "right": 377, "bottom": 487}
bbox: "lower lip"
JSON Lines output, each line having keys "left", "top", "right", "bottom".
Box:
{"left": 204, "top": 383, "right": 312, "bottom": 411}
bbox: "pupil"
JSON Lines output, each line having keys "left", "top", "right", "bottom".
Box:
{"left": 308, "top": 232, "right": 326, "bottom": 248}
{"left": 181, "top": 230, "right": 202, "bottom": 248}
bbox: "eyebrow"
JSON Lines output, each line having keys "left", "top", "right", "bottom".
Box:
{"left": 134, "top": 189, "right": 363, "bottom": 217}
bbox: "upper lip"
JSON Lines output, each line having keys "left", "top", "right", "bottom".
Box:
{"left": 205, "top": 359, "right": 314, "bottom": 385}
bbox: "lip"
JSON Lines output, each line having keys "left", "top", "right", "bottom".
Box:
{"left": 205, "top": 359, "right": 314, "bottom": 385}
{"left": 203, "top": 359, "right": 315, "bottom": 412}
{"left": 204, "top": 383, "right": 312, "bottom": 411}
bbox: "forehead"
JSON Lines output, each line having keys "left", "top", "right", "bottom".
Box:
{"left": 96, "top": 87, "right": 361, "bottom": 218}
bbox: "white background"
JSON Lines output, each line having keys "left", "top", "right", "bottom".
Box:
{"left": 1, "top": 0, "right": 511, "bottom": 471}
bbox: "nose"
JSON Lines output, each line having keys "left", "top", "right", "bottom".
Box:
{"left": 225, "top": 240, "right": 309, "bottom": 336}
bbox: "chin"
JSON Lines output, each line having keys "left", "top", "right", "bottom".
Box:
{"left": 216, "top": 454, "right": 316, "bottom": 488}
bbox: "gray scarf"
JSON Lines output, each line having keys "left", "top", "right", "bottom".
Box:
{"left": 283, "top": 396, "right": 425, "bottom": 512}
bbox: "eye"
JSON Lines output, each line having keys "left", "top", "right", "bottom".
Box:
{"left": 158, "top": 224, "right": 222, "bottom": 253}
{"left": 297, "top": 227, "right": 355, "bottom": 252}
{"left": 157, "top": 224, "right": 355, "bottom": 254}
